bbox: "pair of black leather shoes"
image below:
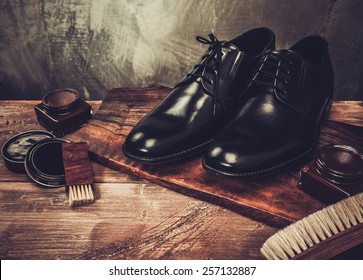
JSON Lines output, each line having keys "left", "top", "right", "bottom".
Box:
{"left": 122, "top": 27, "right": 334, "bottom": 178}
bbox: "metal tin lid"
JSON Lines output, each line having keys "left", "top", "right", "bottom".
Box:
{"left": 25, "top": 137, "right": 70, "bottom": 188}
{"left": 315, "top": 144, "right": 363, "bottom": 185}
{"left": 1, "top": 130, "right": 55, "bottom": 173}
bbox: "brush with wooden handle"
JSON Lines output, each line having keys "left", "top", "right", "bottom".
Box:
{"left": 61, "top": 142, "right": 95, "bottom": 207}
{"left": 261, "top": 192, "right": 363, "bottom": 259}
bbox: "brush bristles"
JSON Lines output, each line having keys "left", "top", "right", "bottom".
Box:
{"left": 68, "top": 184, "right": 95, "bottom": 207}
{"left": 261, "top": 193, "right": 363, "bottom": 260}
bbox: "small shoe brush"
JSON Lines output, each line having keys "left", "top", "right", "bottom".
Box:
{"left": 261, "top": 193, "right": 363, "bottom": 259}
{"left": 61, "top": 142, "right": 95, "bottom": 207}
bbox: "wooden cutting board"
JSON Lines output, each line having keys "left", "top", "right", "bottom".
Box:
{"left": 68, "top": 87, "right": 363, "bottom": 227}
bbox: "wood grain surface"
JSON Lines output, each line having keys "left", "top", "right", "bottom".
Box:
{"left": 0, "top": 99, "right": 276, "bottom": 260}
{"left": 0, "top": 95, "right": 362, "bottom": 260}
{"left": 67, "top": 87, "right": 363, "bottom": 227}
{"left": 62, "top": 142, "right": 94, "bottom": 186}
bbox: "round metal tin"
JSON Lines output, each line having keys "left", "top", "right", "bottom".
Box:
{"left": 315, "top": 144, "right": 363, "bottom": 185}
{"left": 1, "top": 130, "right": 55, "bottom": 173}
{"left": 24, "top": 137, "right": 70, "bottom": 188}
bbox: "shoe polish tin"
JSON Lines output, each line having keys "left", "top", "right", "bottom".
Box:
{"left": 24, "top": 138, "right": 70, "bottom": 188}
{"left": 34, "top": 88, "right": 92, "bottom": 137}
{"left": 1, "top": 130, "right": 55, "bottom": 173}
{"left": 299, "top": 144, "right": 363, "bottom": 204}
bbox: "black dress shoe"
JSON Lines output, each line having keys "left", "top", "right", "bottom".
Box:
{"left": 203, "top": 36, "right": 334, "bottom": 177}
{"left": 122, "top": 27, "right": 275, "bottom": 163}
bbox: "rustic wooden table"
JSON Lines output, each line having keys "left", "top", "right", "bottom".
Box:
{"left": 0, "top": 99, "right": 362, "bottom": 260}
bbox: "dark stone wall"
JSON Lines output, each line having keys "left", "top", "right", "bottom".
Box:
{"left": 0, "top": 0, "right": 362, "bottom": 100}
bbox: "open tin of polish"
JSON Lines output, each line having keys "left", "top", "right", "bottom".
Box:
{"left": 42, "top": 88, "right": 81, "bottom": 114}
{"left": 299, "top": 144, "right": 363, "bottom": 204}
{"left": 35, "top": 88, "right": 92, "bottom": 137}
{"left": 25, "top": 138, "right": 70, "bottom": 188}
{"left": 1, "top": 130, "right": 55, "bottom": 173}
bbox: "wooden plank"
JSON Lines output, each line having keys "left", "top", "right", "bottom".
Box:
{"left": 0, "top": 181, "right": 275, "bottom": 260}
{"left": 0, "top": 99, "right": 277, "bottom": 260}
{"left": 67, "top": 87, "right": 363, "bottom": 227}
{"left": 0, "top": 99, "right": 359, "bottom": 182}
{"left": 329, "top": 100, "right": 363, "bottom": 126}
{"left": 0, "top": 98, "right": 362, "bottom": 259}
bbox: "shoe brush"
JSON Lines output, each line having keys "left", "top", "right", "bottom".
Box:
{"left": 61, "top": 142, "right": 95, "bottom": 207}
{"left": 261, "top": 192, "right": 363, "bottom": 259}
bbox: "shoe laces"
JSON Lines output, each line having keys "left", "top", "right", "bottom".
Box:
{"left": 249, "top": 50, "right": 292, "bottom": 95}
{"left": 176, "top": 33, "right": 224, "bottom": 116}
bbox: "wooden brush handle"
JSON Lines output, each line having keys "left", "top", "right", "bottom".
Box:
{"left": 62, "top": 142, "right": 93, "bottom": 186}
{"left": 292, "top": 222, "right": 363, "bottom": 259}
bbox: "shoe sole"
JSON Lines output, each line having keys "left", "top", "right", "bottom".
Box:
{"left": 202, "top": 144, "right": 317, "bottom": 178}
{"left": 121, "top": 139, "right": 214, "bottom": 165}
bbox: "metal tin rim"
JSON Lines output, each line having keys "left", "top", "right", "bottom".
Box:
{"left": 42, "top": 88, "right": 80, "bottom": 115}
{"left": 24, "top": 137, "right": 70, "bottom": 188}
{"left": 315, "top": 144, "right": 363, "bottom": 185}
{"left": 1, "top": 130, "right": 55, "bottom": 172}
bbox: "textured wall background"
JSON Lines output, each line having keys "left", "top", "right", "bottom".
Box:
{"left": 0, "top": 0, "right": 363, "bottom": 100}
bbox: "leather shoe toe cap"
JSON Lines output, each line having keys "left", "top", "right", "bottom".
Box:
{"left": 203, "top": 143, "right": 259, "bottom": 177}
{"left": 123, "top": 130, "right": 163, "bottom": 162}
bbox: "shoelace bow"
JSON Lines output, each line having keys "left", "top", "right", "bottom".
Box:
{"left": 250, "top": 50, "right": 292, "bottom": 95}
{"left": 177, "top": 33, "right": 224, "bottom": 116}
